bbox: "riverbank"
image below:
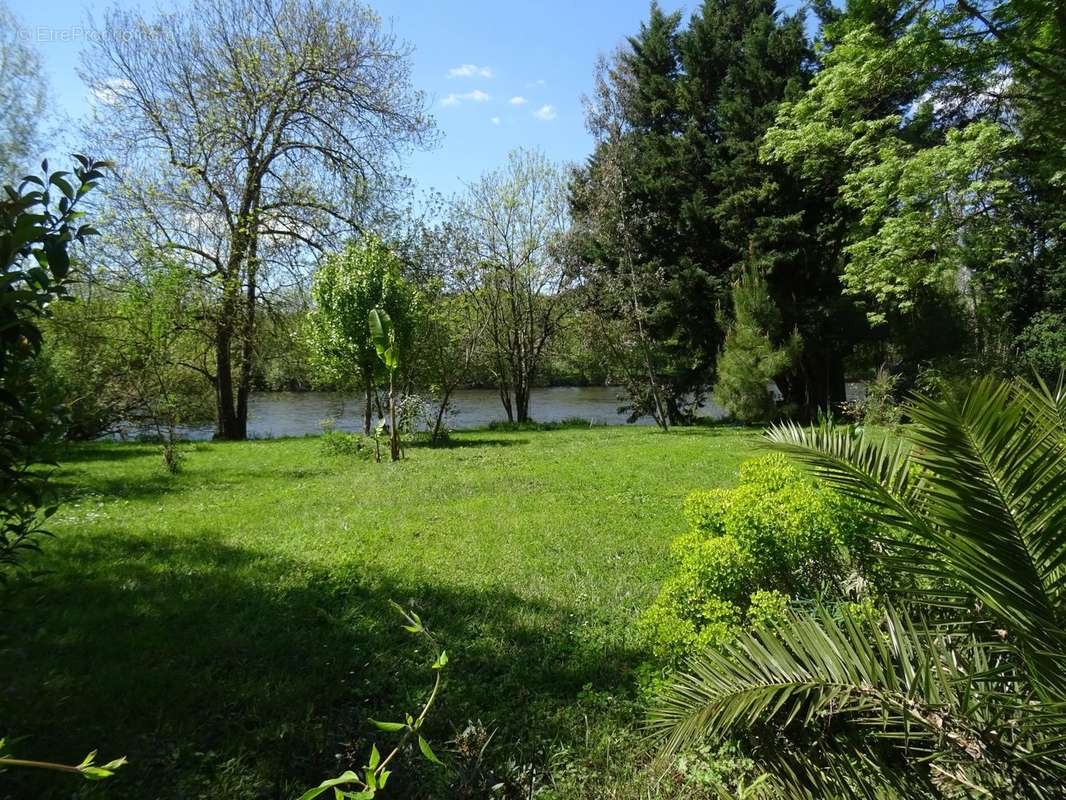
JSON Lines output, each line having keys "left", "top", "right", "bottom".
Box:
{"left": 3, "top": 426, "right": 758, "bottom": 799}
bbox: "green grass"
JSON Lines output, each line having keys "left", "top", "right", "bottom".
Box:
{"left": 1, "top": 425, "right": 759, "bottom": 799}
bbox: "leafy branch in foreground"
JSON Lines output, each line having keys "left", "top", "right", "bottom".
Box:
{"left": 651, "top": 377, "right": 1066, "bottom": 798}
{"left": 298, "top": 603, "right": 448, "bottom": 800}
{"left": 1, "top": 155, "right": 108, "bottom": 576}
{"left": 0, "top": 738, "right": 126, "bottom": 781}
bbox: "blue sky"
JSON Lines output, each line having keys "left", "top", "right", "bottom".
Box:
{"left": 9, "top": 0, "right": 805, "bottom": 196}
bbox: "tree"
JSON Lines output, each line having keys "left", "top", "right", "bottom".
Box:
{"left": 568, "top": 54, "right": 674, "bottom": 430}
{"left": 40, "top": 253, "right": 216, "bottom": 443}
{"left": 305, "top": 235, "right": 421, "bottom": 435}
{"left": 449, "top": 149, "right": 572, "bottom": 424}
{"left": 412, "top": 290, "right": 483, "bottom": 441}
{"left": 763, "top": 0, "right": 1066, "bottom": 384}
{"left": 0, "top": 2, "right": 47, "bottom": 181}
{"left": 368, "top": 307, "right": 401, "bottom": 461}
{"left": 714, "top": 263, "right": 801, "bottom": 423}
{"left": 571, "top": 0, "right": 828, "bottom": 422}
{"left": 83, "top": 0, "right": 434, "bottom": 439}
{"left": 1, "top": 155, "right": 107, "bottom": 575}
{"left": 117, "top": 259, "right": 216, "bottom": 470}
{"left": 652, "top": 377, "right": 1066, "bottom": 797}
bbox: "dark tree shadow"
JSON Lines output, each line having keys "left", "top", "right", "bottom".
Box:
{"left": 406, "top": 437, "right": 529, "bottom": 450}
{"left": 54, "top": 442, "right": 165, "bottom": 464}
{"left": 0, "top": 531, "right": 642, "bottom": 800}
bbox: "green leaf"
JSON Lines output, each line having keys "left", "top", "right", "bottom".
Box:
{"left": 432, "top": 650, "right": 449, "bottom": 670}
{"left": 49, "top": 174, "right": 75, "bottom": 200}
{"left": 418, "top": 736, "right": 444, "bottom": 767}
{"left": 367, "top": 744, "right": 380, "bottom": 771}
{"left": 296, "top": 771, "right": 362, "bottom": 800}
{"left": 369, "top": 719, "right": 406, "bottom": 732}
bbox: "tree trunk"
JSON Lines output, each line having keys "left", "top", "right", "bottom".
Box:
{"left": 234, "top": 241, "right": 258, "bottom": 441}
{"left": 363, "top": 382, "right": 373, "bottom": 435}
{"left": 800, "top": 349, "right": 847, "bottom": 420}
{"left": 213, "top": 319, "right": 242, "bottom": 439}
{"left": 212, "top": 223, "right": 253, "bottom": 440}
{"left": 431, "top": 386, "right": 452, "bottom": 441}
{"left": 498, "top": 383, "right": 514, "bottom": 423}
{"left": 388, "top": 373, "right": 400, "bottom": 461}
{"left": 515, "top": 374, "right": 530, "bottom": 423}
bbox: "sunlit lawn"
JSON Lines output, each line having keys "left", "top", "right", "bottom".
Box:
{"left": 2, "top": 425, "right": 759, "bottom": 799}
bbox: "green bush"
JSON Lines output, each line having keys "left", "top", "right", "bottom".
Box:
{"left": 319, "top": 429, "right": 373, "bottom": 459}
{"left": 642, "top": 454, "right": 878, "bottom": 662}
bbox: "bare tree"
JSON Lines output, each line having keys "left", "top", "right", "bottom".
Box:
{"left": 568, "top": 54, "right": 671, "bottom": 430}
{"left": 448, "top": 149, "right": 573, "bottom": 423}
{"left": 82, "top": 0, "right": 435, "bottom": 438}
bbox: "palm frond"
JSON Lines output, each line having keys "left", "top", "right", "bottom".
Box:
{"left": 763, "top": 420, "right": 928, "bottom": 538}
{"left": 651, "top": 605, "right": 1059, "bottom": 793}
{"left": 903, "top": 379, "right": 1066, "bottom": 690}
{"left": 767, "top": 380, "right": 1066, "bottom": 692}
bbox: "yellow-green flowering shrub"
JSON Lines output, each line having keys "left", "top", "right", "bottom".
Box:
{"left": 643, "top": 455, "right": 878, "bottom": 662}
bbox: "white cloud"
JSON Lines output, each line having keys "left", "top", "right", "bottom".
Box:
{"left": 490, "top": 116, "right": 501, "bottom": 125}
{"left": 89, "top": 77, "right": 133, "bottom": 106}
{"left": 526, "top": 78, "right": 546, "bottom": 88}
{"left": 441, "top": 89, "right": 491, "bottom": 107}
{"left": 448, "top": 63, "right": 493, "bottom": 79}
{"left": 508, "top": 95, "right": 527, "bottom": 106}
{"left": 533, "top": 104, "right": 557, "bottom": 121}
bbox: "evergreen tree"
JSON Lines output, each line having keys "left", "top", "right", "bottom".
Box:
{"left": 715, "top": 261, "right": 801, "bottom": 423}
{"left": 572, "top": 0, "right": 836, "bottom": 421}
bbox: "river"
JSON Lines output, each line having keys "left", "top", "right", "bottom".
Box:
{"left": 170, "top": 386, "right": 730, "bottom": 440}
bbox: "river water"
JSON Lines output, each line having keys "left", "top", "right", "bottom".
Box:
{"left": 173, "top": 386, "right": 730, "bottom": 440}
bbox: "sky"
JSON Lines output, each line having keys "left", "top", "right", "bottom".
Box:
{"left": 8, "top": 0, "right": 805, "bottom": 197}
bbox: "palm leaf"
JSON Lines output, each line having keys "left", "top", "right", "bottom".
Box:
{"left": 767, "top": 379, "right": 1066, "bottom": 693}
{"left": 651, "top": 605, "right": 1059, "bottom": 794}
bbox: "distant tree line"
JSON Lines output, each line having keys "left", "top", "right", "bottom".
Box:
{"left": 6, "top": 0, "right": 1065, "bottom": 443}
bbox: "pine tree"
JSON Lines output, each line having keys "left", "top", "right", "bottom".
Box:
{"left": 715, "top": 262, "right": 801, "bottom": 423}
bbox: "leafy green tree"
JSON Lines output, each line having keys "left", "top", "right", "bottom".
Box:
{"left": 653, "top": 377, "right": 1066, "bottom": 797}
{"left": 1, "top": 155, "right": 107, "bottom": 574}
{"left": 305, "top": 236, "right": 421, "bottom": 435}
{"left": 715, "top": 264, "right": 801, "bottom": 423}
{"left": 447, "top": 149, "right": 572, "bottom": 424}
{"left": 764, "top": 0, "right": 1066, "bottom": 383}
{"left": 119, "top": 260, "right": 215, "bottom": 469}
{"left": 84, "top": 0, "right": 434, "bottom": 440}
{"left": 39, "top": 254, "right": 215, "bottom": 445}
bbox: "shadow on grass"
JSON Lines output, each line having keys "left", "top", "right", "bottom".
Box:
{"left": 406, "top": 437, "right": 530, "bottom": 450}
{"left": 55, "top": 442, "right": 164, "bottom": 464}
{"left": 0, "top": 531, "right": 642, "bottom": 800}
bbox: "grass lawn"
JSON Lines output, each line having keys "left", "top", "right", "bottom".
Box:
{"left": 1, "top": 425, "right": 759, "bottom": 799}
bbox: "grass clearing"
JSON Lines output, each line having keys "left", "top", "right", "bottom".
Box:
{"left": 1, "top": 425, "right": 758, "bottom": 799}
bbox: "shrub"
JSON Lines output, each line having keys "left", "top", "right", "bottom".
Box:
{"left": 318, "top": 418, "right": 374, "bottom": 460}
{"left": 842, "top": 365, "right": 902, "bottom": 429}
{"left": 642, "top": 454, "right": 879, "bottom": 662}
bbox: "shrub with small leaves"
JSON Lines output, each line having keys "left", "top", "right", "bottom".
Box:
{"left": 642, "top": 455, "right": 880, "bottom": 662}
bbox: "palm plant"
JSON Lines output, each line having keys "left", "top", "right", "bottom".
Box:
{"left": 651, "top": 377, "right": 1066, "bottom": 798}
